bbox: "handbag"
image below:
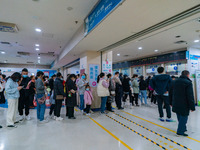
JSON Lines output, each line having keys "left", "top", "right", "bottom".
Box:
{"left": 38, "top": 96, "right": 46, "bottom": 104}
{"left": 56, "top": 95, "right": 64, "bottom": 100}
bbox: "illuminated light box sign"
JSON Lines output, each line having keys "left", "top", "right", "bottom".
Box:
{"left": 85, "top": 0, "right": 124, "bottom": 35}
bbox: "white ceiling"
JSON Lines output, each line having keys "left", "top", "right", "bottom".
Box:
{"left": 0, "top": 0, "right": 98, "bottom": 65}
{"left": 55, "top": 0, "right": 200, "bottom": 68}
{"left": 112, "top": 14, "right": 200, "bottom": 63}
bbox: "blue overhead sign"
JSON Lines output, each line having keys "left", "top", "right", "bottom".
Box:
{"left": 85, "top": 0, "right": 124, "bottom": 35}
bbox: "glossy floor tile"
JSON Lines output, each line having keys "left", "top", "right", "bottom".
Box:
{"left": 0, "top": 101, "right": 199, "bottom": 150}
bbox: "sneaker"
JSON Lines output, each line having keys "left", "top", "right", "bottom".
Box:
{"left": 0, "top": 125, "right": 2, "bottom": 128}
{"left": 136, "top": 104, "right": 140, "bottom": 107}
{"left": 53, "top": 116, "right": 57, "bottom": 120}
{"left": 39, "top": 120, "right": 49, "bottom": 124}
{"left": 86, "top": 113, "right": 91, "bottom": 116}
{"left": 90, "top": 110, "right": 94, "bottom": 114}
{"left": 176, "top": 133, "right": 188, "bottom": 137}
{"left": 166, "top": 118, "right": 175, "bottom": 122}
{"left": 56, "top": 117, "right": 64, "bottom": 121}
{"left": 68, "top": 117, "right": 76, "bottom": 119}
{"left": 19, "top": 115, "right": 24, "bottom": 121}
{"left": 7, "top": 125, "right": 17, "bottom": 128}
{"left": 14, "top": 121, "right": 20, "bottom": 124}
{"left": 109, "top": 110, "right": 115, "bottom": 112}
{"left": 118, "top": 107, "right": 124, "bottom": 110}
{"left": 25, "top": 115, "right": 31, "bottom": 121}
{"left": 159, "top": 117, "right": 165, "bottom": 122}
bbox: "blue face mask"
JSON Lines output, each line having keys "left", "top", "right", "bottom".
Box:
{"left": 86, "top": 88, "right": 90, "bottom": 91}
{"left": 23, "top": 75, "right": 28, "bottom": 78}
{"left": 0, "top": 78, "right": 1, "bottom": 81}
{"left": 82, "top": 75, "right": 86, "bottom": 79}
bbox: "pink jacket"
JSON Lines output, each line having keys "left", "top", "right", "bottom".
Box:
{"left": 84, "top": 90, "right": 94, "bottom": 105}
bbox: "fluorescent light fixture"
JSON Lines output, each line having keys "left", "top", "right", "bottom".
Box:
{"left": 138, "top": 47, "right": 142, "bottom": 50}
{"left": 36, "top": 48, "right": 40, "bottom": 51}
{"left": 1, "top": 51, "right": 5, "bottom": 54}
{"left": 35, "top": 28, "right": 42, "bottom": 32}
{"left": 154, "top": 50, "right": 158, "bottom": 52}
{"left": 194, "top": 40, "right": 199, "bottom": 43}
{"left": 35, "top": 44, "right": 40, "bottom": 47}
{"left": 117, "top": 54, "right": 120, "bottom": 56}
{"left": 38, "top": 57, "right": 40, "bottom": 59}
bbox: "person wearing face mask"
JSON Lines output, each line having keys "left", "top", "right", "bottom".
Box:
{"left": 66, "top": 74, "right": 77, "bottom": 119}
{"left": 5, "top": 72, "right": 23, "bottom": 128}
{"left": 53, "top": 72, "right": 66, "bottom": 121}
{"left": 77, "top": 73, "right": 88, "bottom": 113}
{"left": 18, "top": 68, "right": 31, "bottom": 121}
{"left": 35, "top": 71, "right": 48, "bottom": 124}
{"left": 83, "top": 85, "right": 94, "bottom": 116}
{"left": 97, "top": 73, "right": 110, "bottom": 114}
{"left": 132, "top": 74, "right": 140, "bottom": 106}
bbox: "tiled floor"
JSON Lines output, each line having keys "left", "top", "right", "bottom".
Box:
{"left": 0, "top": 102, "right": 199, "bottom": 150}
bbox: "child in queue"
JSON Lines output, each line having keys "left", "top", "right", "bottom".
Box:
{"left": 84, "top": 85, "right": 94, "bottom": 116}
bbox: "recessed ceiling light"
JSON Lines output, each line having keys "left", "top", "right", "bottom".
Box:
{"left": 1, "top": 51, "right": 5, "bottom": 54}
{"left": 35, "top": 28, "right": 42, "bottom": 32}
{"left": 155, "top": 50, "right": 158, "bottom": 52}
{"left": 35, "top": 44, "right": 40, "bottom": 47}
{"left": 38, "top": 57, "right": 40, "bottom": 59}
{"left": 138, "top": 47, "right": 142, "bottom": 50}
{"left": 194, "top": 40, "right": 199, "bottom": 43}
{"left": 36, "top": 48, "right": 40, "bottom": 51}
{"left": 67, "top": 7, "right": 73, "bottom": 11}
{"left": 117, "top": 54, "right": 120, "bottom": 56}
{"left": 4, "top": 60, "right": 7, "bottom": 63}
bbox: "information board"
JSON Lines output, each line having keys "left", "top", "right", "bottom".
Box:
{"left": 89, "top": 64, "right": 99, "bottom": 87}
{"left": 195, "top": 70, "right": 200, "bottom": 106}
{"left": 102, "top": 61, "right": 112, "bottom": 74}
{"left": 85, "top": 0, "right": 124, "bottom": 35}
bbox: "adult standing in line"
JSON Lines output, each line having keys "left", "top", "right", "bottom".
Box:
{"left": 66, "top": 74, "right": 77, "bottom": 119}
{"left": 0, "top": 74, "right": 6, "bottom": 104}
{"left": 53, "top": 72, "right": 66, "bottom": 121}
{"left": 0, "top": 78, "right": 3, "bottom": 128}
{"left": 139, "top": 76, "right": 148, "bottom": 105}
{"left": 113, "top": 72, "right": 124, "bottom": 110}
{"left": 122, "top": 75, "right": 132, "bottom": 107}
{"left": 18, "top": 68, "right": 31, "bottom": 121}
{"left": 145, "top": 76, "right": 152, "bottom": 98}
{"left": 49, "top": 74, "right": 56, "bottom": 95}
{"left": 97, "top": 73, "right": 110, "bottom": 114}
{"left": 106, "top": 73, "right": 116, "bottom": 112}
{"left": 5, "top": 72, "right": 23, "bottom": 128}
{"left": 150, "top": 67, "right": 172, "bottom": 122}
{"left": 171, "top": 70, "right": 195, "bottom": 136}
{"left": 35, "top": 71, "right": 48, "bottom": 123}
{"left": 27, "top": 75, "right": 36, "bottom": 108}
{"left": 132, "top": 74, "right": 140, "bottom": 106}
{"left": 77, "top": 73, "right": 88, "bottom": 112}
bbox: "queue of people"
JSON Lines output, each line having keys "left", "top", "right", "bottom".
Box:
{"left": 0, "top": 67, "right": 196, "bottom": 137}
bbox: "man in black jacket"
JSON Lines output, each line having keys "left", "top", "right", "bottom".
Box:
{"left": 49, "top": 74, "right": 56, "bottom": 95}
{"left": 54, "top": 72, "right": 66, "bottom": 121}
{"left": 171, "top": 70, "right": 195, "bottom": 136}
{"left": 19, "top": 68, "right": 31, "bottom": 121}
{"left": 150, "top": 67, "right": 172, "bottom": 122}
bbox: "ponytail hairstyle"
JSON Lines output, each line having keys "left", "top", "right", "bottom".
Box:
{"left": 97, "top": 72, "right": 105, "bottom": 83}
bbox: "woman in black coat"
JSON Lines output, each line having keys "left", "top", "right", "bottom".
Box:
{"left": 66, "top": 74, "right": 77, "bottom": 119}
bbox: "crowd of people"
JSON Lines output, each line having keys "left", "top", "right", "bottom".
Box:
{"left": 0, "top": 67, "right": 196, "bottom": 136}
